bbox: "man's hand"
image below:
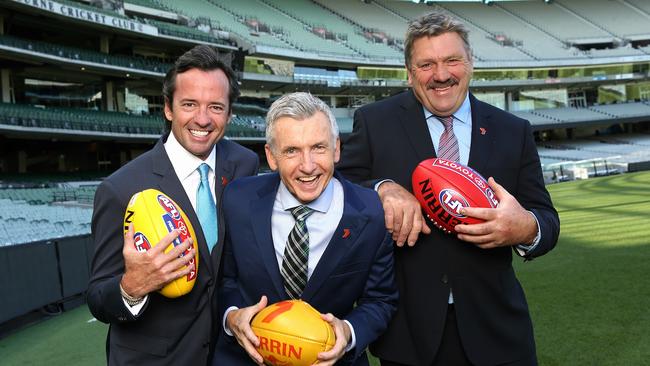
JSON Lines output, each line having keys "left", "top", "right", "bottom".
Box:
{"left": 226, "top": 296, "right": 268, "bottom": 365}
{"left": 315, "top": 313, "right": 352, "bottom": 366}
{"left": 377, "top": 181, "right": 431, "bottom": 246}
{"left": 455, "top": 177, "right": 537, "bottom": 248}
{"left": 120, "top": 223, "right": 196, "bottom": 298}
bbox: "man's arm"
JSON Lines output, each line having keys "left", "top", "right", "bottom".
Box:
{"left": 454, "top": 122, "right": 559, "bottom": 258}
{"left": 339, "top": 109, "right": 430, "bottom": 246}
{"left": 87, "top": 180, "right": 196, "bottom": 323}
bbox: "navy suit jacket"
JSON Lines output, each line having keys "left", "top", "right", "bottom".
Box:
{"left": 212, "top": 171, "right": 398, "bottom": 366}
{"left": 87, "top": 133, "right": 258, "bottom": 365}
{"left": 337, "top": 90, "right": 560, "bottom": 366}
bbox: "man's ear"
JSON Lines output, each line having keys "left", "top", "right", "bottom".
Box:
{"left": 265, "top": 144, "right": 278, "bottom": 171}
{"left": 334, "top": 137, "right": 341, "bottom": 163}
{"left": 163, "top": 98, "right": 173, "bottom": 122}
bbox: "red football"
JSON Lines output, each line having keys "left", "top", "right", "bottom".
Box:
{"left": 412, "top": 158, "right": 499, "bottom": 234}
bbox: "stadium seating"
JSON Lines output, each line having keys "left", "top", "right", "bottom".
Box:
{"left": 273, "top": 0, "right": 401, "bottom": 59}
{"left": 374, "top": 0, "right": 535, "bottom": 62}
{"left": 0, "top": 197, "right": 93, "bottom": 246}
{"left": 497, "top": 1, "right": 611, "bottom": 43}
{"left": 555, "top": 0, "right": 650, "bottom": 39}
{"left": 0, "top": 35, "right": 172, "bottom": 74}
{"left": 0, "top": 102, "right": 165, "bottom": 135}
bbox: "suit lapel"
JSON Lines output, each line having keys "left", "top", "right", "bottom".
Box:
{"left": 302, "top": 175, "right": 369, "bottom": 301}
{"left": 250, "top": 174, "right": 286, "bottom": 298}
{"left": 152, "top": 137, "right": 214, "bottom": 277}
{"left": 399, "top": 90, "right": 436, "bottom": 162}
{"left": 467, "top": 94, "right": 496, "bottom": 174}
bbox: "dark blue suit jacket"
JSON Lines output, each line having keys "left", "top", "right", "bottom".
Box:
{"left": 87, "top": 133, "right": 258, "bottom": 365}
{"left": 338, "top": 90, "right": 560, "bottom": 366}
{"left": 212, "top": 171, "right": 398, "bottom": 366}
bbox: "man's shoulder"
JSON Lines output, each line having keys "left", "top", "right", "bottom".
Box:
{"left": 224, "top": 172, "right": 276, "bottom": 198}
{"left": 357, "top": 90, "right": 412, "bottom": 115}
{"left": 218, "top": 138, "right": 258, "bottom": 162}
{"left": 338, "top": 175, "right": 383, "bottom": 213}
{"left": 104, "top": 143, "right": 161, "bottom": 184}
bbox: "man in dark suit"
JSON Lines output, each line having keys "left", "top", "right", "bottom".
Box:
{"left": 87, "top": 45, "right": 259, "bottom": 365}
{"left": 212, "top": 92, "right": 398, "bottom": 366}
{"left": 338, "top": 13, "right": 560, "bottom": 366}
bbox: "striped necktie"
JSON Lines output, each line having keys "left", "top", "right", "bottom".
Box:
{"left": 197, "top": 163, "right": 218, "bottom": 252}
{"left": 281, "top": 205, "right": 314, "bottom": 299}
{"left": 437, "top": 115, "right": 460, "bottom": 162}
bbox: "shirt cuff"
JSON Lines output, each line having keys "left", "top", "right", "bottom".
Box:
{"left": 343, "top": 319, "right": 356, "bottom": 352}
{"left": 374, "top": 179, "right": 394, "bottom": 192}
{"left": 223, "top": 306, "right": 239, "bottom": 336}
{"left": 515, "top": 211, "right": 541, "bottom": 256}
{"left": 122, "top": 295, "right": 148, "bottom": 316}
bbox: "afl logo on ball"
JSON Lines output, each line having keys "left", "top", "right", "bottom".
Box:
{"left": 133, "top": 232, "right": 151, "bottom": 252}
{"left": 157, "top": 194, "right": 181, "bottom": 220}
{"left": 439, "top": 189, "right": 468, "bottom": 218}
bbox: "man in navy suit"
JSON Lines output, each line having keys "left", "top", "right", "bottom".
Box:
{"left": 87, "top": 45, "right": 259, "bottom": 365}
{"left": 338, "top": 12, "right": 560, "bottom": 366}
{"left": 212, "top": 92, "right": 398, "bottom": 366}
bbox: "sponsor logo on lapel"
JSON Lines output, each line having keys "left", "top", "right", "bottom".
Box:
{"left": 342, "top": 228, "right": 351, "bottom": 239}
{"left": 479, "top": 127, "right": 487, "bottom": 135}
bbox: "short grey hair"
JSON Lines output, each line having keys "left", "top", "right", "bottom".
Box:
{"left": 404, "top": 12, "right": 472, "bottom": 68}
{"left": 265, "top": 92, "right": 339, "bottom": 151}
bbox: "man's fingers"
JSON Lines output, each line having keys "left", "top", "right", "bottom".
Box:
{"left": 383, "top": 205, "right": 395, "bottom": 233}
{"left": 488, "top": 177, "right": 509, "bottom": 201}
{"left": 395, "top": 209, "right": 413, "bottom": 245}
{"left": 166, "top": 237, "right": 193, "bottom": 259}
{"left": 161, "top": 248, "right": 195, "bottom": 276}
{"left": 123, "top": 223, "right": 135, "bottom": 253}
{"left": 150, "top": 229, "right": 181, "bottom": 254}
{"left": 254, "top": 295, "right": 268, "bottom": 312}
{"left": 461, "top": 206, "right": 493, "bottom": 220}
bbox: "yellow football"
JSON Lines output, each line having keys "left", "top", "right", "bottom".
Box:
{"left": 123, "top": 189, "right": 198, "bottom": 298}
{"left": 251, "top": 300, "right": 335, "bottom": 366}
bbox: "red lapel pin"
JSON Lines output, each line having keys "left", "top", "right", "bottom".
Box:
{"left": 480, "top": 127, "right": 487, "bottom": 135}
{"left": 342, "top": 229, "right": 350, "bottom": 239}
{"left": 221, "top": 176, "right": 228, "bottom": 186}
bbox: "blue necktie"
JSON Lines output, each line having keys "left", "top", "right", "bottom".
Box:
{"left": 197, "top": 163, "right": 218, "bottom": 252}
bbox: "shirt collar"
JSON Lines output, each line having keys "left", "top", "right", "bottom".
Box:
{"left": 164, "top": 131, "right": 216, "bottom": 179}
{"left": 278, "top": 176, "right": 336, "bottom": 214}
{"left": 423, "top": 93, "right": 471, "bottom": 125}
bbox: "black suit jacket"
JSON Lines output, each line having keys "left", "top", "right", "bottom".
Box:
{"left": 87, "top": 133, "right": 258, "bottom": 365}
{"left": 337, "top": 90, "right": 560, "bottom": 366}
{"left": 212, "top": 171, "right": 398, "bottom": 366}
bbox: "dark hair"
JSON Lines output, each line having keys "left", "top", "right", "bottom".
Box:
{"left": 404, "top": 12, "right": 472, "bottom": 69}
{"left": 162, "top": 45, "right": 240, "bottom": 127}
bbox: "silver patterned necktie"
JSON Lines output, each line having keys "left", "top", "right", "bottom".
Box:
{"left": 280, "top": 205, "right": 314, "bottom": 299}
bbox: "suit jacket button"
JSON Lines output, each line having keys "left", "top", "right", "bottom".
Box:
{"left": 441, "top": 274, "right": 448, "bottom": 284}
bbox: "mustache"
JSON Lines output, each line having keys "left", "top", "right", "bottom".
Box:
{"left": 427, "top": 78, "right": 459, "bottom": 89}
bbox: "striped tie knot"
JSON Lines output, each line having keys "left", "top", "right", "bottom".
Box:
{"left": 435, "top": 115, "right": 460, "bottom": 162}
{"left": 437, "top": 115, "right": 454, "bottom": 130}
{"left": 290, "top": 205, "right": 314, "bottom": 223}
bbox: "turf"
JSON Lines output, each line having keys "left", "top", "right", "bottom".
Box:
{"left": 1, "top": 171, "right": 649, "bottom": 365}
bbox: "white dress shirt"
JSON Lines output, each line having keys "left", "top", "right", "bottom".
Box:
{"left": 122, "top": 132, "right": 216, "bottom": 314}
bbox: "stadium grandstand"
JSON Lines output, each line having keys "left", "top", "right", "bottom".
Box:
{"left": 1, "top": 0, "right": 649, "bottom": 336}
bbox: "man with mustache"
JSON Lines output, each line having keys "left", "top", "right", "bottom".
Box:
{"left": 338, "top": 12, "right": 559, "bottom": 366}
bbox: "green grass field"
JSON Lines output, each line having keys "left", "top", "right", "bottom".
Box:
{"left": 1, "top": 171, "right": 648, "bottom": 365}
